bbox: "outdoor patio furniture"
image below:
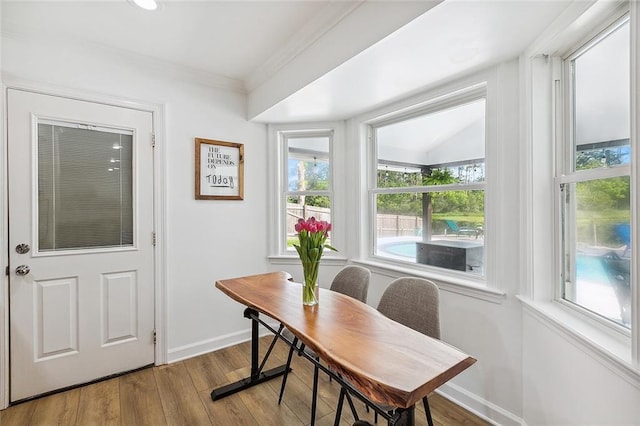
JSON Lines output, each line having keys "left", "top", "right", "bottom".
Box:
{"left": 444, "top": 219, "right": 483, "bottom": 239}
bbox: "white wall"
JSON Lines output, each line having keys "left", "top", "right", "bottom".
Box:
{"left": 1, "top": 34, "right": 274, "bottom": 361}
{"left": 523, "top": 311, "right": 640, "bottom": 425}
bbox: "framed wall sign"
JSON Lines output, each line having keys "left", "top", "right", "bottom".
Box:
{"left": 195, "top": 138, "right": 244, "bottom": 200}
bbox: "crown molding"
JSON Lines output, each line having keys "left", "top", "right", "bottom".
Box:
{"left": 1, "top": 29, "right": 246, "bottom": 94}
{"left": 244, "top": 1, "right": 363, "bottom": 92}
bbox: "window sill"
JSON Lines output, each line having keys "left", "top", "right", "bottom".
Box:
{"left": 267, "top": 255, "right": 349, "bottom": 266}
{"left": 353, "top": 258, "right": 506, "bottom": 304}
{"left": 518, "top": 296, "right": 640, "bottom": 390}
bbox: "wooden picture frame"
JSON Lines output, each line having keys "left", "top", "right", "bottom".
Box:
{"left": 195, "top": 138, "right": 244, "bottom": 200}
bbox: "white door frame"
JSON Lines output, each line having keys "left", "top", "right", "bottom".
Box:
{"left": 0, "top": 79, "right": 167, "bottom": 409}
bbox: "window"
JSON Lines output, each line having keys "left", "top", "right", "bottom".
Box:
{"left": 280, "top": 131, "right": 333, "bottom": 253}
{"left": 558, "top": 16, "right": 631, "bottom": 329}
{"left": 369, "top": 89, "right": 486, "bottom": 275}
{"left": 38, "top": 120, "right": 133, "bottom": 251}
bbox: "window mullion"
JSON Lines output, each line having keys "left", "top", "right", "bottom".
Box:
{"left": 372, "top": 182, "right": 486, "bottom": 194}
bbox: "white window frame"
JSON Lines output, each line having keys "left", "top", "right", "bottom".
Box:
{"left": 522, "top": 0, "right": 640, "bottom": 379}
{"left": 352, "top": 73, "right": 507, "bottom": 303}
{"left": 267, "top": 122, "right": 345, "bottom": 262}
{"left": 554, "top": 13, "right": 632, "bottom": 335}
{"left": 367, "top": 87, "right": 487, "bottom": 275}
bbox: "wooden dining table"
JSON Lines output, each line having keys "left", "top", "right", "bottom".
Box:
{"left": 211, "top": 271, "right": 476, "bottom": 426}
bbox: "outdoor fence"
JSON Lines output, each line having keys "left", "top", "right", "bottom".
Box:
{"left": 286, "top": 204, "right": 332, "bottom": 235}
{"left": 287, "top": 204, "right": 425, "bottom": 237}
{"left": 376, "top": 213, "right": 423, "bottom": 238}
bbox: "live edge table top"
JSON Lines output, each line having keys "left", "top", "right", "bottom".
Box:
{"left": 215, "top": 271, "right": 476, "bottom": 409}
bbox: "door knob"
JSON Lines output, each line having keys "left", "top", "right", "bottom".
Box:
{"left": 15, "top": 265, "right": 30, "bottom": 276}
{"left": 15, "top": 243, "right": 30, "bottom": 254}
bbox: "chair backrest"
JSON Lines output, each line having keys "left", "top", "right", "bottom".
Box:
{"left": 330, "top": 265, "right": 370, "bottom": 303}
{"left": 377, "top": 277, "right": 440, "bottom": 339}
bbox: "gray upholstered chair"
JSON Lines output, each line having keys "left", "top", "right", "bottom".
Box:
{"left": 278, "top": 265, "right": 370, "bottom": 425}
{"left": 335, "top": 276, "right": 440, "bottom": 426}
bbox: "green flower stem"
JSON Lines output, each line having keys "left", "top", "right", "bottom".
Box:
{"left": 294, "top": 227, "right": 338, "bottom": 306}
{"left": 302, "top": 260, "right": 319, "bottom": 305}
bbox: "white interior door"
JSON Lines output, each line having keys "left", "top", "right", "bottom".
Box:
{"left": 8, "top": 89, "right": 155, "bottom": 402}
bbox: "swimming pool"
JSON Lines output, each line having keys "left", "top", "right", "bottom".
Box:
{"left": 381, "top": 240, "right": 610, "bottom": 281}
{"left": 383, "top": 241, "right": 419, "bottom": 257}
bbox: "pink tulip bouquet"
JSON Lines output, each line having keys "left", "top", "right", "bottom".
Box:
{"left": 293, "top": 217, "right": 337, "bottom": 306}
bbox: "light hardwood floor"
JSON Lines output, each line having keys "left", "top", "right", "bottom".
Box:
{"left": 1, "top": 336, "right": 490, "bottom": 425}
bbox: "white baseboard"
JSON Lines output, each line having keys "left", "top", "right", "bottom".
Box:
{"left": 167, "top": 319, "right": 282, "bottom": 363}
{"left": 167, "top": 330, "right": 250, "bottom": 363}
{"left": 437, "top": 381, "right": 525, "bottom": 426}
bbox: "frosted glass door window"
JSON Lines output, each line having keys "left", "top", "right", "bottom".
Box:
{"left": 38, "top": 121, "right": 134, "bottom": 251}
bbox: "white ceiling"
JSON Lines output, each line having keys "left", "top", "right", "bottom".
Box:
{"left": 254, "top": 0, "right": 573, "bottom": 122}
{"left": 1, "top": 0, "right": 573, "bottom": 123}
{"left": 1, "top": 0, "right": 333, "bottom": 83}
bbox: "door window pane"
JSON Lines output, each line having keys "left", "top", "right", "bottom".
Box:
{"left": 38, "top": 121, "right": 134, "bottom": 251}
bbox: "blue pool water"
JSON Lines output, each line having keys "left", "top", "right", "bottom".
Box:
{"left": 383, "top": 241, "right": 610, "bottom": 281}
{"left": 384, "top": 242, "right": 419, "bottom": 257}
{"left": 575, "top": 254, "right": 610, "bottom": 283}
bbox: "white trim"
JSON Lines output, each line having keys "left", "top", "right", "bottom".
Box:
{"left": 437, "top": 381, "right": 523, "bottom": 426}
{"left": 267, "top": 121, "right": 345, "bottom": 258}
{"left": 153, "top": 102, "right": 168, "bottom": 366}
{"left": 525, "top": 1, "right": 627, "bottom": 58}
{"left": 1, "top": 30, "right": 244, "bottom": 94}
{"left": 245, "top": 1, "right": 363, "bottom": 92}
{"left": 0, "top": 79, "right": 168, "bottom": 407}
{"left": 353, "top": 259, "right": 505, "bottom": 304}
{"left": 0, "top": 72, "right": 8, "bottom": 411}
{"left": 631, "top": 0, "right": 640, "bottom": 367}
{"left": 167, "top": 320, "right": 281, "bottom": 364}
{"left": 357, "top": 70, "right": 495, "bottom": 286}
{"left": 167, "top": 329, "right": 252, "bottom": 364}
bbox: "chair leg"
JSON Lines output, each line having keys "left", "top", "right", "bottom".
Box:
{"left": 423, "top": 396, "right": 434, "bottom": 426}
{"left": 310, "top": 362, "right": 319, "bottom": 426}
{"left": 334, "top": 387, "right": 346, "bottom": 426}
{"left": 278, "top": 336, "right": 298, "bottom": 404}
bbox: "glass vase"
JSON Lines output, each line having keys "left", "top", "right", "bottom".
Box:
{"left": 301, "top": 260, "right": 320, "bottom": 306}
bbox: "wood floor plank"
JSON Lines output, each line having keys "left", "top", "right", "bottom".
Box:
{"left": 120, "top": 367, "right": 167, "bottom": 426}
{"left": 29, "top": 388, "right": 80, "bottom": 425}
{"left": 199, "top": 388, "right": 257, "bottom": 426}
{"left": 267, "top": 355, "right": 334, "bottom": 424}
{"left": 429, "top": 393, "right": 487, "bottom": 426}
{"left": 227, "top": 367, "right": 303, "bottom": 425}
{"left": 154, "top": 362, "right": 211, "bottom": 426}
{"left": 0, "top": 399, "right": 37, "bottom": 425}
{"left": 0, "top": 336, "right": 490, "bottom": 426}
{"left": 76, "top": 378, "right": 120, "bottom": 425}
{"left": 212, "top": 344, "right": 251, "bottom": 381}
{"left": 184, "top": 351, "right": 228, "bottom": 392}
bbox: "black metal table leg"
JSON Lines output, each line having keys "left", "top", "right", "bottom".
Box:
{"left": 210, "top": 308, "right": 288, "bottom": 401}
{"left": 389, "top": 406, "right": 415, "bottom": 426}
